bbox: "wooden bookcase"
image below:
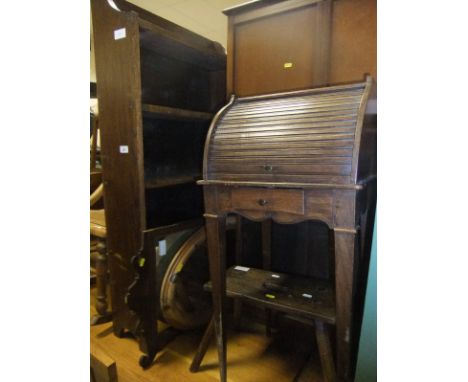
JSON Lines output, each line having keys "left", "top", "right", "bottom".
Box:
{"left": 91, "top": 0, "right": 226, "bottom": 366}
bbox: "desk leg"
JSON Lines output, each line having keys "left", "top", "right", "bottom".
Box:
{"left": 261, "top": 220, "right": 274, "bottom": 336}
{"left": 334, "top": 230, "right": 356, "bottom": 381}
{"left": 205, "top": 214, "right": 227, "bottom": 382}
{"left": 315, "top": 320, "right": 336, "bottom": 382}
{"left": 233, "top": 216, "right": 243, "bottom": 328}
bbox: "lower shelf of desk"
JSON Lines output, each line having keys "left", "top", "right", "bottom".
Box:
{"left": 205, "top": 266, "right": 336, "bottom": 325}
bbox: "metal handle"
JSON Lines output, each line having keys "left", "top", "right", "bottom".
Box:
{"left": 258, "top": 199, "right": 268, "bottom": 206}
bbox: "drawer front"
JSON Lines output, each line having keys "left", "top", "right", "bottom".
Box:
{"left": 231, "top": 188, "right": 304, "bottom": 215}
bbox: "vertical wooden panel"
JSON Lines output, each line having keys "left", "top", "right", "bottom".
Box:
{"left": 204, "top": 214, "right": 228, "bottom": 382}
{"left": 91, "top": 0, "right": 146, "bottom": 334}
{"left": 233, "top": 4, "right": 318, "bottom": 96}
{"left": 227, "top": 0, "right": 376, "bottom": 93}
{"left": 313, "top": 0, "right": 333, "bottom": 86}
{"left": 329, "top": 0, "right": 377, "bottom": 83}
{"left": 226, "top": 16, "right": 235, "bottom": 97}
{"left": 334, "top": 230, "right": 357, "bottom": 380}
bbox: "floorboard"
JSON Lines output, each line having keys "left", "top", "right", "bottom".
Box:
{"left": 90, "top": 286, "right": 325, "bottom": 382}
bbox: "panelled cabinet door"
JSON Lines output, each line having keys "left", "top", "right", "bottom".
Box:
{"left": 233, "top": 3, "right": 321, "bottom": 96}
{"left": 225, "top": 0, "right": 376, "bottom": 96}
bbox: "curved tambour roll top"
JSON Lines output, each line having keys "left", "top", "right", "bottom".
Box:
{"left": 203, "top": 77, "right": 373, "bottom": 186}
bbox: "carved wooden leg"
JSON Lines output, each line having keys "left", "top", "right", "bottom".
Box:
{"left": 139, "top": 237, "right": 160, "bottom": 369}
{"left": 190, "top": 315, "right": 215, "bottom": 372}
{"left": 91, "top": 239, "right": 112, "bottom": 326}
{"left": 315, "top": 320, "right": 336, "bottom": 382}
{"left": 334, "top": 229, "right": 357, "bottom": 381}
{"left": 126, "top": 235, "right": 160, "bottom": 369}
{"left": 205, "top": 214, "right": 227, "bottom": 382}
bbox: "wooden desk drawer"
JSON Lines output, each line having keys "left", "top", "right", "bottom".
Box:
{"left": 231, "top": 188, "right": 304, "bottom": 215}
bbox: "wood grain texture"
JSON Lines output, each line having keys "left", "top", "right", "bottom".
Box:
{"left": 91, "top": 343, "right": 118, "bottom": 382}
{"left": 231, "top": 188, "right": 305, "bottom": 215}
{"left": 233, "top": 4, "right": 318, "bottom": 96}
{"left": 139, "top": 21, "right": 225, "bottom": 72}
{"left": 142, "top": 104, "right": 213, "bottom": 121}
{"left": 92, "top": 0, "right": 146, "bottom": 336}
{"left": 314, "top": 321, "right": 336, "bottom": 382}
{"left": 333, "top": 230, "right": 356, "bottom": 381}
{"left": 207, "top": 81, "right": 369, "bottom": 186}
{"left": 217, "top": 2, "right": 376, "bottom": 380}
{"left": 204, "top": 214, "right": 228, "bottom": 382}
{"left": 202, "top": 80, "right": 375, "bottom": 382}
{"left": 228, "top": 0, "right": 323, "bottom": 20}
{"left": 92, "top": 0, "right": 226, "bottom": 365}
{"left": 91, "top": 285, "right": 325, "bottom": 382}
{"left": 313, "top": 0, "right": 333, "bottom": 86}
{"left": 205, "top": 267, "right": 336, "bottom": 324}
{"left": 90, "top": 209, "right": 107, "bottom": 238}
{"left": 226, "top": 0, "right": 376, "bottom": 97}
{"left": 112, "top": 0, "right": 225, "bottom": 58}
{"left": 329, "top": 0, "right": 377, "bottom": 84}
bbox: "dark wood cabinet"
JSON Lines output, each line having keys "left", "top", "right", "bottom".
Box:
{"left": 91, "top": 0, "right": 226, "bottom": 366}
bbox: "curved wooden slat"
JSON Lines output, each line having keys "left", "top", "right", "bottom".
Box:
{"left": 206, "top": 80, "right": 370, "bottom": 185}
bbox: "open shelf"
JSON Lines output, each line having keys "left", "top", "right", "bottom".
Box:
{"left": 145, "top": 174, "right": 201, "bottom": 189}
{"left": 205, "top": 266, "right": 336, "bottom": 324}
{"left": 142, "top": 104, "right": 213, "bottom": 121}
{"left": 145, "top": 182, "right": 204, "bottom": 228}
{"left": 139, "top": 22, "right": 226, "bottom": 71}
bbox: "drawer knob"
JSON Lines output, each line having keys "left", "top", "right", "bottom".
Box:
{"left": 258, "top": 199, "right": 268, "bottom": 206}
{"left": 264, "top": 164, "right": 273, "bottom": 172}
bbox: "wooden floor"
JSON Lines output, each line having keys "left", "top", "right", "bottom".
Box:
{"left": 90, "top": 286, "right": 326, "bottom": 382}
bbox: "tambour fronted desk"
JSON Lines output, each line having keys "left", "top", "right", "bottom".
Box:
{"left": 199, "top": 76, "right": 376, "bottom": 381}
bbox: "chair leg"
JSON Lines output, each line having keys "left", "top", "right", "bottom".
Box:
{"left": 315, "top": 320, "right": 336, "bottom": 382}
{"left": 91, "top": 240, "right": 112, "bottom": 326}
{"left": 190, "top": 316, "right": 215, "bottom": 372}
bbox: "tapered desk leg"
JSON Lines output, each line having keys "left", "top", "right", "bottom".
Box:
{"left": 315, "top": 320, "right": 336, "bottom": 382}
{"left": 233, "top": 216, "right": 243, "bottom": 328}
{"left": 262, "top": 220, "right": 273, "bottom": 336}
{"left": 205, "top": 214, "right": 227, "bottom": 382}
{"left": 334, "top": 229, "right": 357, "bottom": 381}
